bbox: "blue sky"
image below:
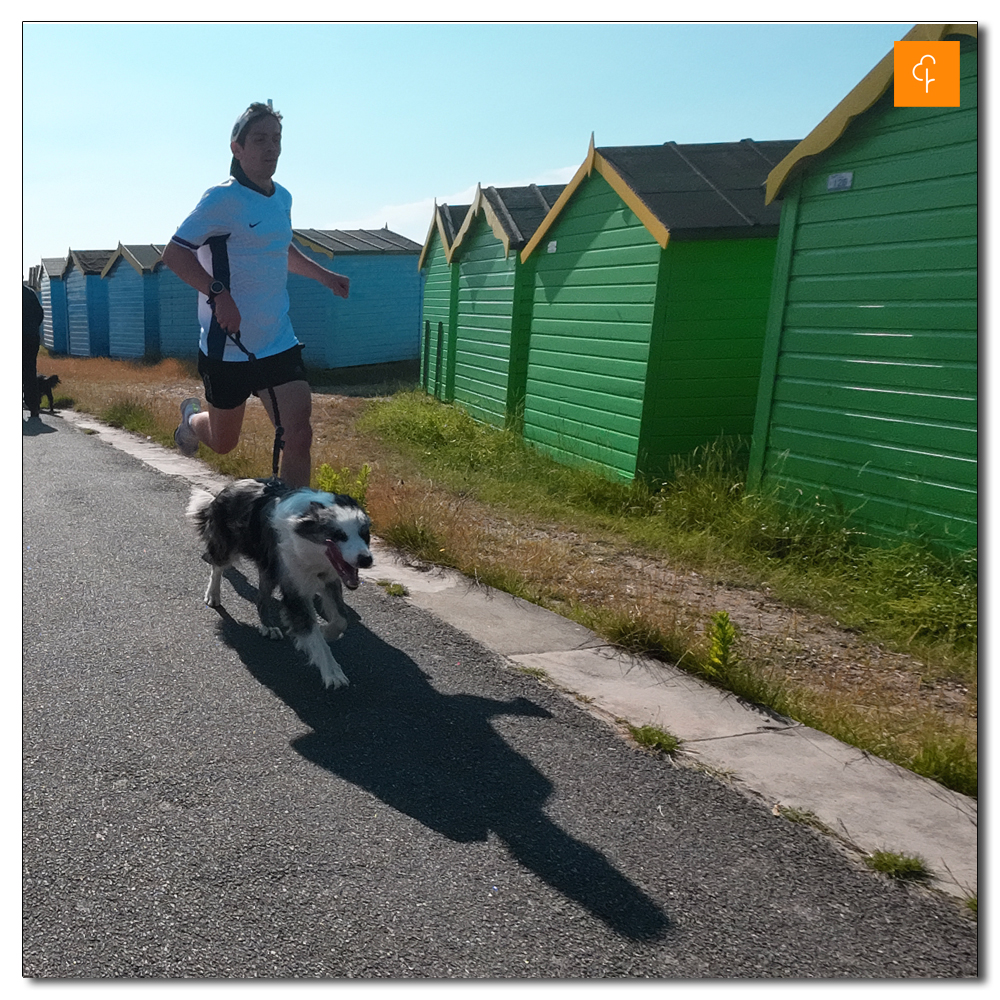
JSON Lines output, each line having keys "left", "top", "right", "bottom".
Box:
{"left": 20, "top": 18, "right": 921, "bottom": 275}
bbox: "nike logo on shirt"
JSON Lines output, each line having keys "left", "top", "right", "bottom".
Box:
{"left": 249, "top": 221, "right": 261, "bottom": 228}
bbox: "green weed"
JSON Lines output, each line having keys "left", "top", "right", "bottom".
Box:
{"left": 315, "top": 462, "right": 371, "bottom": 508}
{"left": 863, "top": 851, "right": 933, "bottom": 882}
{"left": 628, "top": 724, "right": 680, "bottom": 755}
{"left": 515, "top": 665, "right": 548, "bottom": 680}
{"left": 358, "top": 391, "right": 659, "bottom": 522}
{"left": 571, "top": 603, "right": 695, "bottom": 666}
{"left": 377, "top": 518, "right": 451, "bottom": 565}
{"left": 704, "top": 610, "right": 739, "bottom": 679}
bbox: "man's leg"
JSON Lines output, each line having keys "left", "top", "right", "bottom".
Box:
{"left": 189, "top": 402, "right": 246, "bottom": 454}
{"left": 257, "top": 380, "right": 312, "bottom": 488}
{"left": 23, "top": 332, "right": 41, "bottom": 418}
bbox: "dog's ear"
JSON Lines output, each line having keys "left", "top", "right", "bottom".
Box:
{"left": 296, "top": 500, "right": 326, "bottom": 524}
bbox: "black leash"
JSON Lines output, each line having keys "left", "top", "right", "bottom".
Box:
{"left": 224, "top": 328, "right": 285, "bottom": 481}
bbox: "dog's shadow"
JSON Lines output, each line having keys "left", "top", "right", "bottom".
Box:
{"left": 214, "top": 574, "right": 670, "bottom": 943}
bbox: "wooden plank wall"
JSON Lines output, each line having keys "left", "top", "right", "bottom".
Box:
{"left": 753, "top": 38, "right": 977, "bottom": 548}
{"left": 157, "top": 270, "right": 200, "bottom": 358}
{"left": 420, "top": 237, "right": 457, "bottom": 399}
{"left": 107, "top": 261, "right": 147, "bottom": 358}
{"left": 40, "top": 277, "right": 68, "bottom": 354}
{"left": 453, "top": 215, "right": 518, "bottom": 427}
{"left": 523, "top": 174, "right": 661, "bottom": 479}
{"left": 638, "top": 237, "right": 777, "bottom": 476}
{"left": 289, "top": 249, "right": 423, "bottom": 370}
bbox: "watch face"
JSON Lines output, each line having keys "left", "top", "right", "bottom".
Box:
{"left": 210, "top": 281, "right": 225, "bottom": 295}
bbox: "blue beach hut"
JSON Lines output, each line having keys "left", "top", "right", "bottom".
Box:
{"left": 155, "top": 249, "right": 201, "bottom": 359}
{"left": 101, "top": 244, "right": 163, "bottom": 359}
{"left": 39, "top": 256, "right": 70, "bottom": 354}
{"left": 64, "top": 249, "right": 114, "bottom": 357}
{"left": 288, "top": 228, "right": 424, "bottom": 370}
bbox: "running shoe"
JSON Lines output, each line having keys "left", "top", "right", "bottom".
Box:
{"left": 174, "top": 397, "right": 201, "bottom": 456}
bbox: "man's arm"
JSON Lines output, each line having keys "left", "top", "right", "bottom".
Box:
{"left": 161, "top": 241, "right": 241, "bottom": 333}
{"left": 288, "top": 243, "right": 350, "bottom": 299}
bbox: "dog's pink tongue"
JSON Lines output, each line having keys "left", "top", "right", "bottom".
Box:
{"left": 326, "top": 541, "right": 360, "bottom": 589}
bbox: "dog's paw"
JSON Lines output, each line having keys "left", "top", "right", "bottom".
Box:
{"left": 257, "top": 624, "right": 284, "bottom": 640}
{"left": 322, "top": 669, "right": 350, "bottom": 690}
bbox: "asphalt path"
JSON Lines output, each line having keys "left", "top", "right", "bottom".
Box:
{"left": 22, "top": 415, "right": 978, "bottom": 978}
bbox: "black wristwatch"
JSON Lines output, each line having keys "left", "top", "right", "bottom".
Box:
{"left": 208, "top": 279, "right": 226, "bottom": 299}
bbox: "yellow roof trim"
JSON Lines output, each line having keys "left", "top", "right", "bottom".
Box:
{"left": 448, "top": 185, "right": 515, "bottom": 262}
{"left": 521, "top": 134, "right": 671, "bottom": 261}
{"left": 766, "top": 23, "right": 978, "bottom": 204}
{"left": 521, "top": 134, "right": 597, "bottom": 261}
{"left": 593, "top": 152, "right": 671, "bottom": 250}
{"left": 417, "top": 203, "right": 439, "bottom": 271}
{"left": 293, "top": 232, "right": 335, "bottom": 259}
{"left": 417, "top": 202, "right": 460, "bottom": 271}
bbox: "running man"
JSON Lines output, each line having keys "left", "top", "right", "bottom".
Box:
{"left": 162, "top": 101, "right": 349, "bottom": 488}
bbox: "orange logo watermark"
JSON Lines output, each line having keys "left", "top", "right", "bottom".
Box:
{"left": 894, "top": 41, "right": 961, "bottom": 107}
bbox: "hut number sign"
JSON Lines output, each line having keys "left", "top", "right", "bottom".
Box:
{"left": 827, "top": 172, "right": 854, "bottom": 192}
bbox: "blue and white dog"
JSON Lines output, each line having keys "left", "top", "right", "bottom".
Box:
{"left": 187, "top": 479, "right": 372, "bottom": 689}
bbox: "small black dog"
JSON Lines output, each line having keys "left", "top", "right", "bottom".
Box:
{"left": 37, "top": 374, "right": 60, "bottom": 414}
{"left": 187, "top": 478, "right": 373, "bottom": 689}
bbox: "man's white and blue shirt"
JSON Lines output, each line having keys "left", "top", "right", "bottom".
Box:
{"left": 171, "top": 177, "right": 298, "bottom": 361}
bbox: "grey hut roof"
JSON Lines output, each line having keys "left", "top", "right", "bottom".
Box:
{"left": 122, "top": 244, "right": 164, "bottom": 270}
{"left": 452, "top": 184, "right": 568, "bottom": 257}
{"left": 293, "top": 228, "right": 422, "bottom": 256}
{"left": 438, "top": 205, "right": 469, "bottom": 246}
{"left": 68, "top": 249, "right": 117, "bottom": 274}
{"left": 597, "top": 139, "right": 800, "bottom": 233}
{"left": 101, "top": 243, "right": 164, "bottom": 277}
{"left": 524, "top": 136, "right": 801, "bottom": 259}
{"left": 417, "top": 203, "right": 471, "bottom": 270}
{"left": 41, "top": 256, "right": 68, "bottom": 278}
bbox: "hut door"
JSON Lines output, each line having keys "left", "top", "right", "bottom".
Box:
{"left": 435, "top": 321, "right": 444, "bottom": 398}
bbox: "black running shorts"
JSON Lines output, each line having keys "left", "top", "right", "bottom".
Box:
{"left": 197, "top": 344, "right": 308, "bottom": 410}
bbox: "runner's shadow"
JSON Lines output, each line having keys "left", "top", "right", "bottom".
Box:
{"left": 23, "top": 417, "right": 58, "bottom": 435}
{"left": 216, "top": 613, "right": 670, "bottom": 942}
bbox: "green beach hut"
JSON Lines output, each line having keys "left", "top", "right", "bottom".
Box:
{"left": 747, "top": 23, "right": 978, "bottom": 550}
{"left": 518, "top": 135, "right": 798, "bottom": 481}
{"left": 417, "top": 201, "right": 469, "bottom": 400}
{"left": 446, "top": 183, "right": 566, "bottom": 427}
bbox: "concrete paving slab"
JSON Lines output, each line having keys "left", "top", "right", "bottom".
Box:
{"left": 507, "top": 647, "right": 977, "bottom": 898}
{"left": 510, "top": 647, "right": 791, "bottom": 741}
{"left": 361, "top": 544, "right": 596, "bottom": 656}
